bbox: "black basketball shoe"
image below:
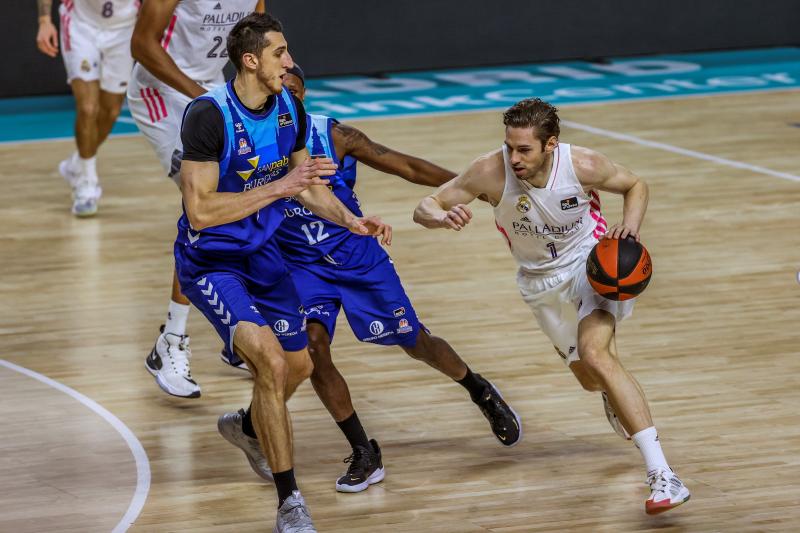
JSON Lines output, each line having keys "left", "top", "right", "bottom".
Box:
{"left": 473, "top": 375, "right": 522, "bottom": 446}
{"left": 335, "top": 439, "right": 385, "bottom": 493}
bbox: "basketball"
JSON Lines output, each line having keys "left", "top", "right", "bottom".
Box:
{"left": 586, "top": 236, "right": 652, "bottom": 301}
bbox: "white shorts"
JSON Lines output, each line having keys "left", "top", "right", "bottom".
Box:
{"left": 127, "top": 66, "right": 222, "bottom": 183}
{"left": 517, "top": 261, "right": 634, "bottom": 366}
{"left": 59, "top": 6, "right": 134, "bottom": 94}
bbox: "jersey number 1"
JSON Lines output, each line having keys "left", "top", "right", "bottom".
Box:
{"left": 546, "top": 242, "right": 558, "bottom": 259}
{"left": 301, "top": 221, "right": 330, "bottom": 245}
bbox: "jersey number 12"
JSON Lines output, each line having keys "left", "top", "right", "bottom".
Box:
{"left": 301, "top": 221, "right": 330, "bottom": 245}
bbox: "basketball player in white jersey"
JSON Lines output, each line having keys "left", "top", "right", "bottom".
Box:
{"left": 36, "top": 0, "right": 138, "bottom": 216}
{"left": 129, "top": 0, "right": 263, "bottom": 398}
{"left": 414, "top": 98, "right": 691, "bottom": 515}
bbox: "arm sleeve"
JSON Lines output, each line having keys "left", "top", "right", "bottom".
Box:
{"left": 291, "top": 93, "right": 308, "bottom": 153}
{"left": 181, "top": 99, "right": 225, "bottom": 162}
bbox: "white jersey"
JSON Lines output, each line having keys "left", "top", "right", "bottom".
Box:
{"left": 494, "top": 143, "right": 608, "bottom": 277}
{"left": 156, "top": 0, "right": 258, "bottom": 84}
{"left": 61, "top": 0, "right": 138, "bottom": 30}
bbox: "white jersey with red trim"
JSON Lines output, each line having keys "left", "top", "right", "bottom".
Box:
{"left": 157, "top": 0, "right": 258, "bottom": 84}
{"left": 493, "top": 143, "right": 607, "bottom": 277}
{"left": 61, "top": 0, "right": 138, "bottom": 30}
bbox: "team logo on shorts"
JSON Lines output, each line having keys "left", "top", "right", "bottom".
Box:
{"left": 80, "top": 60, "right": 91, "bottom": 73}
{"left": 369, "top": 321, "right": 384, "bottom": 335}
{"left": 278, "top": 113, "right": 294, "bottom": 128}
{"left": 560, "top": 196, "right": 579, "bottom": 210}
{"left": 274, "top": 319, "right": 290, "bottom": 333}
{"left": 516, "top": 195, "right": 531, "bottom": 213}
{"left": 237, "top": 137, "right": 252, "bottom": 156}
{"left": 397, "top": 318, "right": 412, "bottom": 334}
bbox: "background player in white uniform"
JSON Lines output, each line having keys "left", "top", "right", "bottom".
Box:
{"left": 36, "top": 0, "right": 137, "bottom": 216}
{"left": 129, "top": 0, "right": 263, "bottom": 398}
{"left": 414, "top": 98, "right": 691, "bottom": 515}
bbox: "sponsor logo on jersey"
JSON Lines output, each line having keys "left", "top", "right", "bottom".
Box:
{"left": 278, "top": 113, "right": 294, "bottom": 128}
{"left": 520, "top": 216, "right": 531, "bottom": 222}
{"left": 516, "top": 195, "right": 531, "bottom": 213}
{"left": 213, "top": 2, "right": 221, "bottom": 9}
{"left": 234, "top": 122, "right": 245, "bottom": 133}
{"left": 397, "top": 318, "right": 412, "bottom": 334}
{"left": 393, "top": 307, "right": 406, "bottom": 317}
{"left": 202, "top": 12, "right": 247, "bottom": 27}
{"left": 240, "top": 155, "right": 290, "bottom": 191}
{"left": 274, "top": 319, "right": 290, "bottom": 333}
{"left": 511, "top": 217, "right": 584, "bottom": 239}
{"left": 237, "top": 137, "right": 251, "bottom": 155}
{"left": 561, "top": 196, "right": 579, "bottom": 210}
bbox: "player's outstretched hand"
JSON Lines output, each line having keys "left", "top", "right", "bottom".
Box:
{"left": 439, "top": 204, "right": 472, "bottom": 231}
{"left": 349, "top": 215, "right": 392, "bottom": 245}
{"left": 277, "top": 157, "right": 336, "bottom": 197}
{"left": 36, "top": 20, "right": 59, "bottom": 58}
{"left": 601, "top": 223, "right": 639, "bottom": 242}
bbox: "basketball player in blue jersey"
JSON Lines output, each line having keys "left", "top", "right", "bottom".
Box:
{"left": 219, "top": 66, "right": 521, "bottom": 494}
{"left": 175, "top": 14, "right": 389, "bottom": 532}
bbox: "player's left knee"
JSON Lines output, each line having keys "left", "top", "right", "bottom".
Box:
{"left": 577, "top": 345, "right": 616, "bottom": 378}
{"left": 293, "top": 352, "right": 314, "bottom": 382}
{"left": 402, "top": 329, "right": 430, "bottom": 359}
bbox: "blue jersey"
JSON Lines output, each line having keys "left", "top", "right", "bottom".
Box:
{"left": 175, "top": 81, "right": 301, "bottom": 256}
{"left": 274, "top": 114, "right": 363, "bottom": 263}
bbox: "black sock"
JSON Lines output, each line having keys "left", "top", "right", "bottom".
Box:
{"left": 273, "top": 468, "right": 298, "bottom": 507}
{"left": 336, "top": 411, "right": 370, "bottom": 451}
{"left": 457, "top": 367, "right": 486, "bottom": 402}
{"left": 241, "top": 405, "right": 257, "bottom": 438}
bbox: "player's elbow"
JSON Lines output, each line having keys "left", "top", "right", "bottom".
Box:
{"left": 130, "top": 33, "right": 154, "bottom": 64}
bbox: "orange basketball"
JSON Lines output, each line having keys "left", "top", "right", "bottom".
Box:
{"left": 586, "top": 236, "right": 652, "bottom": 301}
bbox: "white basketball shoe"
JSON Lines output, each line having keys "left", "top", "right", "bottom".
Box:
{"left": 145, "top": 325, "right": 200, "bottom": 398}
{"left": 645, "top": 468, "right": 691, "bottom": 515}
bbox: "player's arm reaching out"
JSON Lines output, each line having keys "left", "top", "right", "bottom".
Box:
{"left": 571, "top": 146, "right": 649, "bottom": 242}
{"left": 181, "top": 156, "right": 336, "bottom": 230}
{"left": 291, "top": 149, "right": 392, "bottom": 245}
{"left": 35, "top": 0, "right": 59, "bottom": 57}
{"left": 130, "top": 0, "right": 206, "bottom": 99}
{"left": 332, "top": 123, "right": 456, "bottom": 186}
{"left": 414, "top": 152, "right": 502, "bottom": 230}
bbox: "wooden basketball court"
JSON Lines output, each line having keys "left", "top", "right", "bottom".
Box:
{"left": 1, "top": 89, "right": 799, "bottom": 532}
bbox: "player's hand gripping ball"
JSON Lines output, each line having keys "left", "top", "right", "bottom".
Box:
{"left": 586, "top": 236, "right": 652, "bottom": 301}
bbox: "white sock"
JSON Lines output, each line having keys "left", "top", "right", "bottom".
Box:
{"left": 165, "top": 301, "right": 190, "bottom": 336}
{"left": 78, "top": 156, "right": 97, "bottom": 180}
{"left": 632, "top": 426, "right": 670, "bottom": 474}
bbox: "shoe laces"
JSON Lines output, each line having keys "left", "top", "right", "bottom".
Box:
{"left": 478, "top": 387, "right": 507, "bottom": 420}
{"left": 343, "top": 446, "right": 372, "bottom": 476}
{"left": 281, "top": 495, "right": 312, "bottom": 528}
{"left": 646, "top": 468, "right": 670, "bottom": 493}
{"left": 73, "top": 178, "right": 101, "bottom": 202}
{"left": 165, "top": 333, "right": 192, "bottom": 376}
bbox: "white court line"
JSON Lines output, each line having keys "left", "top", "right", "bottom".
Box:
{"left": 561, "top": 120, "right": 800, "bottom": 183}
{"left": 0, "top": 359, "right": 150, "bottom": 533}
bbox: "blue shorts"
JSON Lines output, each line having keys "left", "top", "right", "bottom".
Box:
{"left": 175, "top": 239, "right": 308, "bottom": 355}
{"left": 285, "top": 235, "right": 425, "bottom": 348}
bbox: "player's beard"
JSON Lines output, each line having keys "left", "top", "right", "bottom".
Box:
{"left": 256, "top": 67, "right": 283, "bottom": 95}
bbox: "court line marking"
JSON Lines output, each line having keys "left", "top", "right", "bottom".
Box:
{"left": 0, "top": 359, "right": 150, "bottom": 533}
{"left": 560, "top": 120, "right": 800, "bottom": 183}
